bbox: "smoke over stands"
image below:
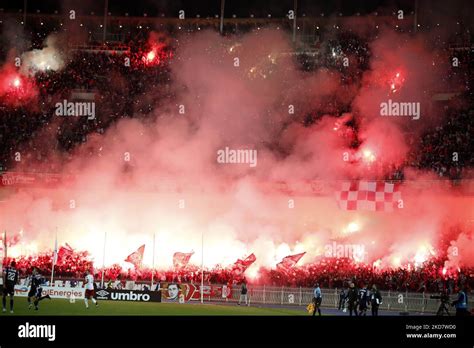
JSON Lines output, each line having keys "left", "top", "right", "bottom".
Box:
{"left": 0, "top": 8, "right": 472, "bottom": 280}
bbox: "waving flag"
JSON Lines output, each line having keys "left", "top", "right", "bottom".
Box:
{"left": 336, "top": 181, "right": 402, "bottom": 212}
{"left": 277, "top": 252, "right": 306, "bottom": 270}
{"left": 173, "top": 251, "right": 194, "bottom": 269}
{"left": 57, "top": 243, "right": 74, "bottom": 261}
{"left": 231, "top": 253, "right": 256, "bottom": 276}
{"left": 125, "top": 244, "right": 145, "bottom": 269}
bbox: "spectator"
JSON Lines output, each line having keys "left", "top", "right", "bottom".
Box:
{"left": 370, "top": 285, "right": 382, "bottom": 316}
{"left": 238, "top": 281, "right": 248, "bottom": 306}
{"left": 312, "top": 283, "right": 322, "bottom": 316}
{"left": 347, "top": 283, "right": 359, "bottom": 317}
{"left": 452, "top": 287, "right": 469, "bottom": 316}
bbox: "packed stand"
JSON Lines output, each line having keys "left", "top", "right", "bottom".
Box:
{"left": 3, "top": 250, "right": 473, "bottom": 293}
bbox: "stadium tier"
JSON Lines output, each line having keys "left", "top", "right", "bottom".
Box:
{"left": 0, "top": 0, "right": 473, "bottom": 328}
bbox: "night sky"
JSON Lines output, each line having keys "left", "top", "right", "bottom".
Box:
{"left": 1, "top": 0, "right": 468, "bottom": 17}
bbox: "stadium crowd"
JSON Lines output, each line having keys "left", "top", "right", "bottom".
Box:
{"left": 0, "top": 11, "right": 473, "bottom": 303}
{"left": 0, "top": 24, "right": 472, "bottom": 180}
{"left": 0, "top": 35, "right": 172, "bottom": 173}
{"left": 3, "top": 250, "right": 473, "bottom": 294}
{"left": 409, "top": 107, "right": 473, "bottom": 179}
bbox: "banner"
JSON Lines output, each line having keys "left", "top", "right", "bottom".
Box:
{"left": 160, "top": 283, "right": 232, "bottom": 302}
{"left": 1, "top": 171, "right": 473, "bottom": 195}
{"left": 14, "top": 285, "right": 85, "bottom": 299}
{"left": 95, "top": 289, "right": 161, "bottom": 302}
{"left": 160, "top": 283, "right": 184, "bottom": 302}
{"left": 0, "top": 172, "right": 74, "bottom": 187}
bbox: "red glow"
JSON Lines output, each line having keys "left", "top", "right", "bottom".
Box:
{"left": 142, "top": 43, "right": 167, "bottom": 66}
{"left": 140, "top": 37, "right": 169, "bottom": 67}
{"left": 0, "top": 68, "right": 38, "bottom": 105}
{"left": 142, "top": 48, "right": 163, "bottom": 66}
{"left": 389, "top": 70, "right": 405, "bottom": 93}
{"left": 146, "top": 50, "right": 156, "bottom": 62}
{"left": 361, "top": 148, "right": 376, "bottom": 163}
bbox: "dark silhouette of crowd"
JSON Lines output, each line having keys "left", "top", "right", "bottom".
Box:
{"left": 0, "top": 35, "right": 172, "bottom": 173}
{"left": 410, "top": 107, "right": 473, "bottom": 179}
{"left": 259, "top": 257, "right": 473, "bottom": 293}
{"left": 0, "top": 23, "right": 472, "bottom": 180}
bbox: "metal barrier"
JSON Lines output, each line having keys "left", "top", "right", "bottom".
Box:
{"left": 30, "top": 278, "right": 445, "bottom": 314}
{"left": 206, "top": 286, "right": 442, "bottom": 314}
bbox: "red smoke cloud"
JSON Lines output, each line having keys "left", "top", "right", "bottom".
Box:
{"left": 0, "top": 27, "right": 472, "bottom": 274}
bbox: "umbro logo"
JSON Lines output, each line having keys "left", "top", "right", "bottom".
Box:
{"left": 96, "top": 290, "right": 109, "bottom": 297}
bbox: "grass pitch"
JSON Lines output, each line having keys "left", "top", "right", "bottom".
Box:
{"left": 4, "top": 299, "right": 308, "bottom": 316}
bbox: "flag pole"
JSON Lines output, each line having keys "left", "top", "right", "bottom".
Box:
{"left": 151, "top": 233, "right": 155, "bottom": 289}
{"left": 50, "top": 229, "right": 57, "bottom": 285}
{"left": 101, "top": 231, "right": 106, "bottom": 288}
{"left": 201, "top": 230, "right": 204, "bottom": 304}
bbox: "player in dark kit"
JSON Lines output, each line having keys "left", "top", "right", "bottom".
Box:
{"left": 358, "top": 284, "right": 369, "bottom": 316}
{"left": 347, "top": 282, "right": 359, "bottom": 316}
{"left": 27, "top": 268, "right": 51, "bottom": 310}
{"left": 2, "top": 261, "right": 19, "bottom": 313}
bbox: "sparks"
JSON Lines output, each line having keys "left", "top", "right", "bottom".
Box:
{"left": 389, "top": 70, "right": 405, "bottom": 94}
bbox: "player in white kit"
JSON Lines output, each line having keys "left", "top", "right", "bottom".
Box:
{"left": 84, "top": 270, "right": 98, "bottom": 308}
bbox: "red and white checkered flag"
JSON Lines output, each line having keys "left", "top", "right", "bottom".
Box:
{"left": 336, "top": 181, "right": 402, "bottom": 212}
